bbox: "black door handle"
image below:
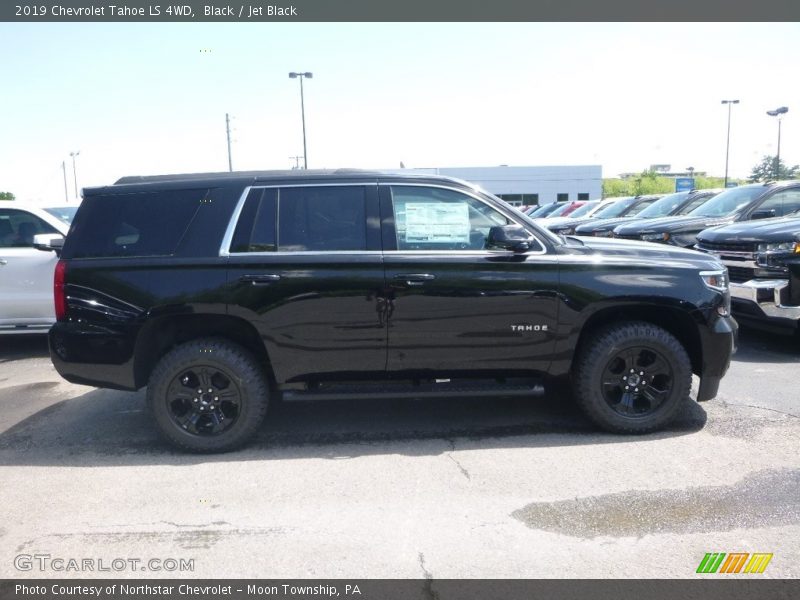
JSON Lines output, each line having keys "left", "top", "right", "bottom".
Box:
{"left": 392, "top": 273, "right": 436, "bottom": 287}
{"left": 239, "top": 274, "right": 281, "bottom": 285}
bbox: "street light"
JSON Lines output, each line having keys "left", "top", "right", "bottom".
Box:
{"left": 69, "top": 151, "right": 80, "bottom": 200}
{"left": 288, "top": 71, "right": 313, "bottom": 169}
{"left": 766, "top": 106, "right": 789, "bottom": 180}
{"left": 721, "top": 100, "right": 739, "bottom": 188}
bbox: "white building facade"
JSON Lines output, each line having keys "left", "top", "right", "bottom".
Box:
{"left": 404, "top": 165, "right": 602, "bottom": 207}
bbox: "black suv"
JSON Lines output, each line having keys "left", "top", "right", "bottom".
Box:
{"left": 48, "top": 170, "right": 736, "bottom": 452}
{"left": 613, "top": 181, "right": 800, "bottom": 246}
{"left": 696, "top": 214, "right": 800, "bottom": 332}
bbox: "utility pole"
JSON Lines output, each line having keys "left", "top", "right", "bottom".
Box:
{"left": 69, "top": 151, "right": 80, "bottom": 200}
{"left": 61, "top": 161, "right": 69, "bottom": 203}
{"left": 288, "top": 72, "right": 313, "bottom": 169}
{"left": 289, "top": 156, "right": 303, "bottom": 170}
{"left": 225, "top": 113, "right": 233, "bottom": 172}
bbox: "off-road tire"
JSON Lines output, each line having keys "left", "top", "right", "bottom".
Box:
{"left": 573, "top": 321, "right": 692, "bottom": 434}
{"left": 147, "top": 338, "right": 269, "bottom": 453}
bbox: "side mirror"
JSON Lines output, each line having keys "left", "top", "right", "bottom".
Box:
{"left": 751, "top": 209, "right": 776, "bottom": 220}
{"left": 33, "top": 233, "right": 65, "bottom": 256}
{"left": 486, "top": 225, "right": 532, "bottom": 253}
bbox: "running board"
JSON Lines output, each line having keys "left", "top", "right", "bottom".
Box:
{"left": 281, "top": 381, "right": 545, "bottom": 402}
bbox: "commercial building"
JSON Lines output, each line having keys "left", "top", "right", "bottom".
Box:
{"left": 402, "top": 165, "right": 602, "bottom": 207}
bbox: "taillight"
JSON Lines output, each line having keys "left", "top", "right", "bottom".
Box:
{"left": 54, "top": 259, "right": 67, "bottom": 320}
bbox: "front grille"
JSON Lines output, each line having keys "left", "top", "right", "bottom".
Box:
{"left": 726, "top": 266, "right": 755, "bottom": 283}
{"left": 697, "top": 240, "right": 759, "bottom": 253}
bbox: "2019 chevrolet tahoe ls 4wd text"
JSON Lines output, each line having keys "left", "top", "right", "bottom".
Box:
{"left": 46, "top": 170, "right": 737, "bottom": 452}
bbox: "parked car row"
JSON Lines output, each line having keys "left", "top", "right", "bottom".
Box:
{"left": 526, "top": 181, "right": 800, "bottom": 334}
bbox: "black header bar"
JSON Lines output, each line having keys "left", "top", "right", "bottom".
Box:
{"left": 3, "top": 0, "right": 800, "bottom": 22}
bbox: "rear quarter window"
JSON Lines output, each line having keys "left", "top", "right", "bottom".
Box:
{"left": 65, "top": 189, "right": 207, "bottom": 258}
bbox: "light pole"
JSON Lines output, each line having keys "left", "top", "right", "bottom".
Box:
{"left": 61, "top": 161, "right": 69, "bottom": 203}
{"left": 69, "top": 151, "right": 80, "bottom": 200}
{"left": 766, "top": 106, "right": 789, "bottom": 180}
{"left": 288, "top": 72, "right": 312, "bottom": 169}
{"left": 721, "top": 99, "right": 739, "bottom": 188}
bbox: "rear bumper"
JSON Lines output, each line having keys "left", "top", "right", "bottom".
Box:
{"left": 49, "top": 321, "right": 138, "bottom": 391}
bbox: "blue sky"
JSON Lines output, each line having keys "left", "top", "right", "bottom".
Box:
{"left": 1, "top": 22, "right": 799, "bottom": 202}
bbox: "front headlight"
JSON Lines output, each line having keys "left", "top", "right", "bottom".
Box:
{"left": 593, "top": 230, "right": 613, "bottom": 237}
{"left": 757, "top": 241, "right": 800, "bottom": 253}
{"left": 641, "top": 232, "right": 666, "bottom": 242}
{"left": 700, "top": 269, "right": 729, "bottom": 293}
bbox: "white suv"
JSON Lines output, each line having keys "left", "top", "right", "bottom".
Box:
{"left": 0, "top": 202, "right": 77, "bottom": 334}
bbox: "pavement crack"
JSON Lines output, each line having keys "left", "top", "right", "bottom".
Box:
{"left": 418, "top": 552, "right": 438, "bottom": 600}
{"left": 722, "top": 400, "right": 800, "bottom": 419}
{"left": 445, "top": 439, "right": 470, "bottom": 480}
{"left": 446, "top": 453, "right": 471, "bottom": 480}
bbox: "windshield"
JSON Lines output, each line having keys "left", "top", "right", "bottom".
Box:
{"left": 636, "top": 192, "right": 689, "bottom": 218}
{"left": 677, "top": 193, "right": 716, "bottom": 214}
{"left": 44, "top": 206, "right": 78, "bottom": 224}
{"left": 625, "top": 197, "right": 660, "bottom": 216}
{"left": 566, "top": 201, "right": 600, "bottom": 218}
{"left": 594, "top": 197, "right": 636, "bottom": 218}
{"left": 548, "top": 203, "right": 576, "bottom": 217}
{"left": 528, "top": 203, "right": 559, "bottom": 217}
{"left": 689, "top": 186, "right": 765, "bottom": 217}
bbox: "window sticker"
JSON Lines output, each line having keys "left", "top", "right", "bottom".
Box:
{"left": 404, "top": 202, "right": 470, "bottom": 243}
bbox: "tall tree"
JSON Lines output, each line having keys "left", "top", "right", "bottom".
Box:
{"left": 747, "top": 155, "right": 799, "bottom": 183}
{"left": 0, "top": 192, "right": 14, "bottom": 200}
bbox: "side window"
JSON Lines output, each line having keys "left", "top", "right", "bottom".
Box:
{"left": 279, "top": 186, "right": 366, "bottom": 251}
{"left": 757, "top": 189, "right": 800, "bottom": 217}
{"left": 390, "top": 186, "right": 510, "bottom": 251}
{"left": 230, "top": 188, "right": 278, "bottom": 252}
{"left": 0, "top": 209, "right": 58, "bottom": 248}
{"left": 66, "top": 189, "right": 205, "bottom": 258}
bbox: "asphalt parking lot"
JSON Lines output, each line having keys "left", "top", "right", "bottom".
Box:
{"left": 0, "top": 329, "right": 798, "bottom": 579}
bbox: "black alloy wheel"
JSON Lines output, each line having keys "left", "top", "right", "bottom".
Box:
{"left": 165, "top": 366, "right": 243, "bottom": 436}
{"left": 600, "top": 346, "right": 674, "bottom": 418}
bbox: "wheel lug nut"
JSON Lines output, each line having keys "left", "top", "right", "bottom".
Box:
{"left": 623, "top": 376, "right": 627, "bottom": 380}
{"left": 639, "top": 371, "right": 644, "bottom": 376}
{"left": 208, "top": 388, "right": 213, "bottom": 393}
{"left": 630, "top": 369, "right": 634, "bottom": 373}
{"left": 197, "top": 389, "right": 202, "bottom": 394}
{"left": 635, "top": 388, "right": 639, "bottom": 392}
{"left": 214, "top": 396, "right": 219, "bottom": 401}
{"left": 193, "top": 398, "right": 198, "bottom": 403}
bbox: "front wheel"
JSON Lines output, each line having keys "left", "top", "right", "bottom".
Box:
{"left": 572, "top": 321, "right": 692, "bottom": 434}
{"left": 147, "top": 338, "right": 269, "bottom": 452}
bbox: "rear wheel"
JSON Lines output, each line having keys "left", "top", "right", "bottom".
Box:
{"left": 573, "top": 321, "right": 692, "bottom": 433}
{"left": 147, "top": 338, "right": 269, "bottom": 452}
